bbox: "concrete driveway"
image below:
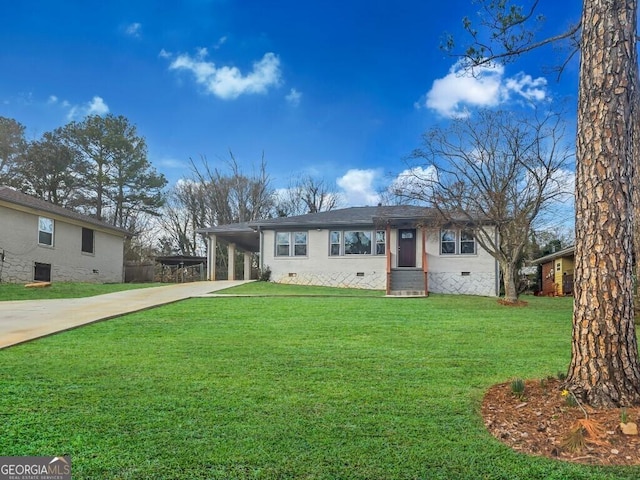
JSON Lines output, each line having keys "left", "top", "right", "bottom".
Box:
{"left": 0, "top": 280, "right": 251, "bottom": 349}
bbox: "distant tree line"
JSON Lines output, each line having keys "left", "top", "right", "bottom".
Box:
{"left": 0, "top": 114, "right": 166, "bottom": 230}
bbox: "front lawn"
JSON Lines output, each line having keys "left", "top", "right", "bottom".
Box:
{"left": 1, "top": 293, "right": 635, "bottom": 479}
{"left": 216, "top": 281, "right": 385, "bottom": 296}
{"left": 0, "top": 281, "right": 161, "bottom": 301}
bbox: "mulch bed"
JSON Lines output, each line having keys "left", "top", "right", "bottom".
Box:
{"left": 482, "top": 378, "right": 640, "bottom": 465}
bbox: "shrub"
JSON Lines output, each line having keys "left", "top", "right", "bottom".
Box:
{"left": 259, "top": 265, "right": 272, "bottom": 282}
{"left": 510, "top": 378, "right": 525, "bottom": 398}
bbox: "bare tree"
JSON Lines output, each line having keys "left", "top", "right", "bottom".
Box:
{"left": 159, "top": 152, "right": 275, "bottom": 275}
{"left": 447, "top": 0, "right": 640, "bottom": 407}
{"left": 159, "top": 181, "right": 208, "bottom": 256}
{"left": 187, "top": 152, "right": 275, "bottom": 226}
{"left": 400, "top": 108, "right": 572, "bottom": 303}
{"left": 276, "top": 175, "right": 341, "bottom": 216}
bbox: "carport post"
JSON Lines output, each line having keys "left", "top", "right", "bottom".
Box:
{"left": 244, "top": 251, "right": 251, "bottom": 280}
{"left": 208, "top": 235, "right": 217, "bottom": 281}
{"left": 228, "top": 243, "right": 236, "bottom": 280}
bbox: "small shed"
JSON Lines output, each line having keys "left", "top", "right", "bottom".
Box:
{"left": 530, "top": 246, "right": 575, "bottom": 296}
{"left": 155, "top": 255, "right": 207, "bottom": 283}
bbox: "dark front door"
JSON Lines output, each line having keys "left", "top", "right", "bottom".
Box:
{"left": 398, "top": 229, "right": 416, "bottom": 267}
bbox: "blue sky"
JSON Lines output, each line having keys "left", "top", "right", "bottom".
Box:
{"left": 1, "top": 1, "right": 581, "bottom": 209}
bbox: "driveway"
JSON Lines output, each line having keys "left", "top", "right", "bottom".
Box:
{"left": 0, "top": 280, "right": 251, "bottom": 349}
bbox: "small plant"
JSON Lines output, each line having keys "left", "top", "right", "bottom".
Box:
{"left": 621, "top": 408, "right": 629, "bottom": 424}
{"left": 557, "top": 371, "right": 567, "bottom": 381}
{"left": 561, "top": 418, "right": 606, "bottom": 452}
{"left": 561, "top": 389, "right": 579, "bottom": 407}
{"left": 259, "top": 265, "right": 272, "bottom": 282}
{"left": 559, "top": 388, "right": 607, "bottom": 452}
{"left": 510, "top": 378, "right": 526, "bottom": 398}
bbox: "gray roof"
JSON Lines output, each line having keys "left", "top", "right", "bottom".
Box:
{"left": 530, "top": 245, "right": 575, "bottom": 265}
{"left": 197, "top": 205, "right": 442, "bottom": 235}
{"left": 0, "top": 186, "right": 130, "bottom": 236}
{"left": 250, "top": 205, "right": 440, "bottom": 229}
{"left": 196, "top": 206, "right": 445, "bottom": 251}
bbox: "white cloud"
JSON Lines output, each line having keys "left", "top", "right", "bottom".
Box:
{"left": 66, "top": 96, "right": 110, "bottom": 120}
{"left": 125, "top": 22, "right": 142, "bottom": 38}
{"left": 285, "top": 88, "right": 302, "bottom": 107}
{"left": 166, "top": 49, "right": 282, "bottom": 100}
{"left": 213, "top": 36, "right": 227, "bottom": 49}
{"left": 388, "top": 166, "right": 437, "bottom": 200}
{"left": 336, "top": 169, "right": 381, "bottom": 206}
{"left": 420, "top": 61, "right": 548, "bottom": 118}
{"left": 504, "top": 73, "right": 547, "bottom": 102}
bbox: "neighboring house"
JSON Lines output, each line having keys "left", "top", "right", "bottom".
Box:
{"left": 0, "top": 186, "right": 129, "bottom": 284}
{"left": 198, "top": 206, "right": 500, "bottom": 296}
{"left": 530, "top": 245, "right": 575, "bottom": 296}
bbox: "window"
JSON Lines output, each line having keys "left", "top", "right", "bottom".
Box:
{"left": 276, "top": 232, "right": 307, "bottom": 257}
{"left": 82, "top": 228, "right": 95, "bottom": 254}
{"left": 344, "top": 231, "right": 372, "bottom": 255}
{"left": 376, "top": 230, "right": 386, "bottom": 255}
{"left": 330, "top": 231, "right": 341, "bottom": 256}
{"left": 276, "top": 232, "right": 291, "bottom": 256}
{"left": 440, "top": 230, "right": 456, "bottom": 254}
{"left": 440, "top": 229, "right": 477, "bottom": 255}
{"left": 294, "top": 232, "right": 307, "bottom": 256}
{"left": 460, "top": 229, "right": 476, "bottom": 254}
{"left": 38, "top": 217, "right": 54, "bottom": 246}
{"left": 330, "top": 230, "right": 385, "bottom": 256}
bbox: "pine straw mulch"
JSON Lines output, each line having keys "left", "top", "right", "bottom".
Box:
{"left": 482, "top": 377, "right": 640, "bottom": 465}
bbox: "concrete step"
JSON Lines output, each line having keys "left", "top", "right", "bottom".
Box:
{"left": 387, "top": 290, "right": 427, "bottom": 297}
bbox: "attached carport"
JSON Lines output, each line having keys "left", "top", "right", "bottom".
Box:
{"left": 197, "top": 222, "right": 261, "bottom": 281}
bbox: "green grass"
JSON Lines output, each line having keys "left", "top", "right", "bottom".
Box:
{"left": 0, "top": 281, "right": 161, "bottom": 301}
{"left": 0, "top": 294, "right": 636, "bottom": 479}
{"left": 217, "top": 281, "right": 386, "bottom": 296}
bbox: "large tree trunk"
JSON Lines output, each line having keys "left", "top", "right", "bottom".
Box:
{"left": 567, "top": 0, "right": 640, "bottom": 407}
{"left": 500, "top": 261, "right": 519, "bottom": 304}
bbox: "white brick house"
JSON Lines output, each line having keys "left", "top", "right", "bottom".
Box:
{"left": 198, "top": 206, "right": 499, "bottom": 296}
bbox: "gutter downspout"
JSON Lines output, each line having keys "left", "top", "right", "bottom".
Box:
{"left": 422, "top": 226, "right": 429, "bottom": 297}
{"left": 258, "top": 226, "right": 264, "bottom": 277}
{"left": 385, "top": 223, "right": 391, "bottom": 295}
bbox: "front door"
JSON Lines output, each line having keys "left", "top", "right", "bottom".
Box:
{"left": 398, "top": 229, "right": 416, "bottom": 267}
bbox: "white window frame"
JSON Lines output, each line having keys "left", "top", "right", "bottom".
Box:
{"left": 460, "top": 229, "right": 476, "bottom": 255}
{"left": 275, "top": 231, "right": 308, "bottom": 257}
{"left": 38, "top": 217, "right": 54, "bottom": 247}
{"left": 440, "top": 229, "right": 456, "bottom": 255}
{"left": 440, "top": 228, "right": 477, "bottom": 256}
{"left": 376, "top": 230, "right": 386, "bottom": 255}
{"left": 329, "top": 230, "right": 386, "bottom": 256}
{"left": 330, "top": 231, "right": 341, "bottom": 256}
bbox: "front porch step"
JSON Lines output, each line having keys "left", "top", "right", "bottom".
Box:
{"left": 390, "top": 268, "right": 425, "bottom": 292}
{"left": 387, "top": 290, "right": 427, "bottom": 297}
